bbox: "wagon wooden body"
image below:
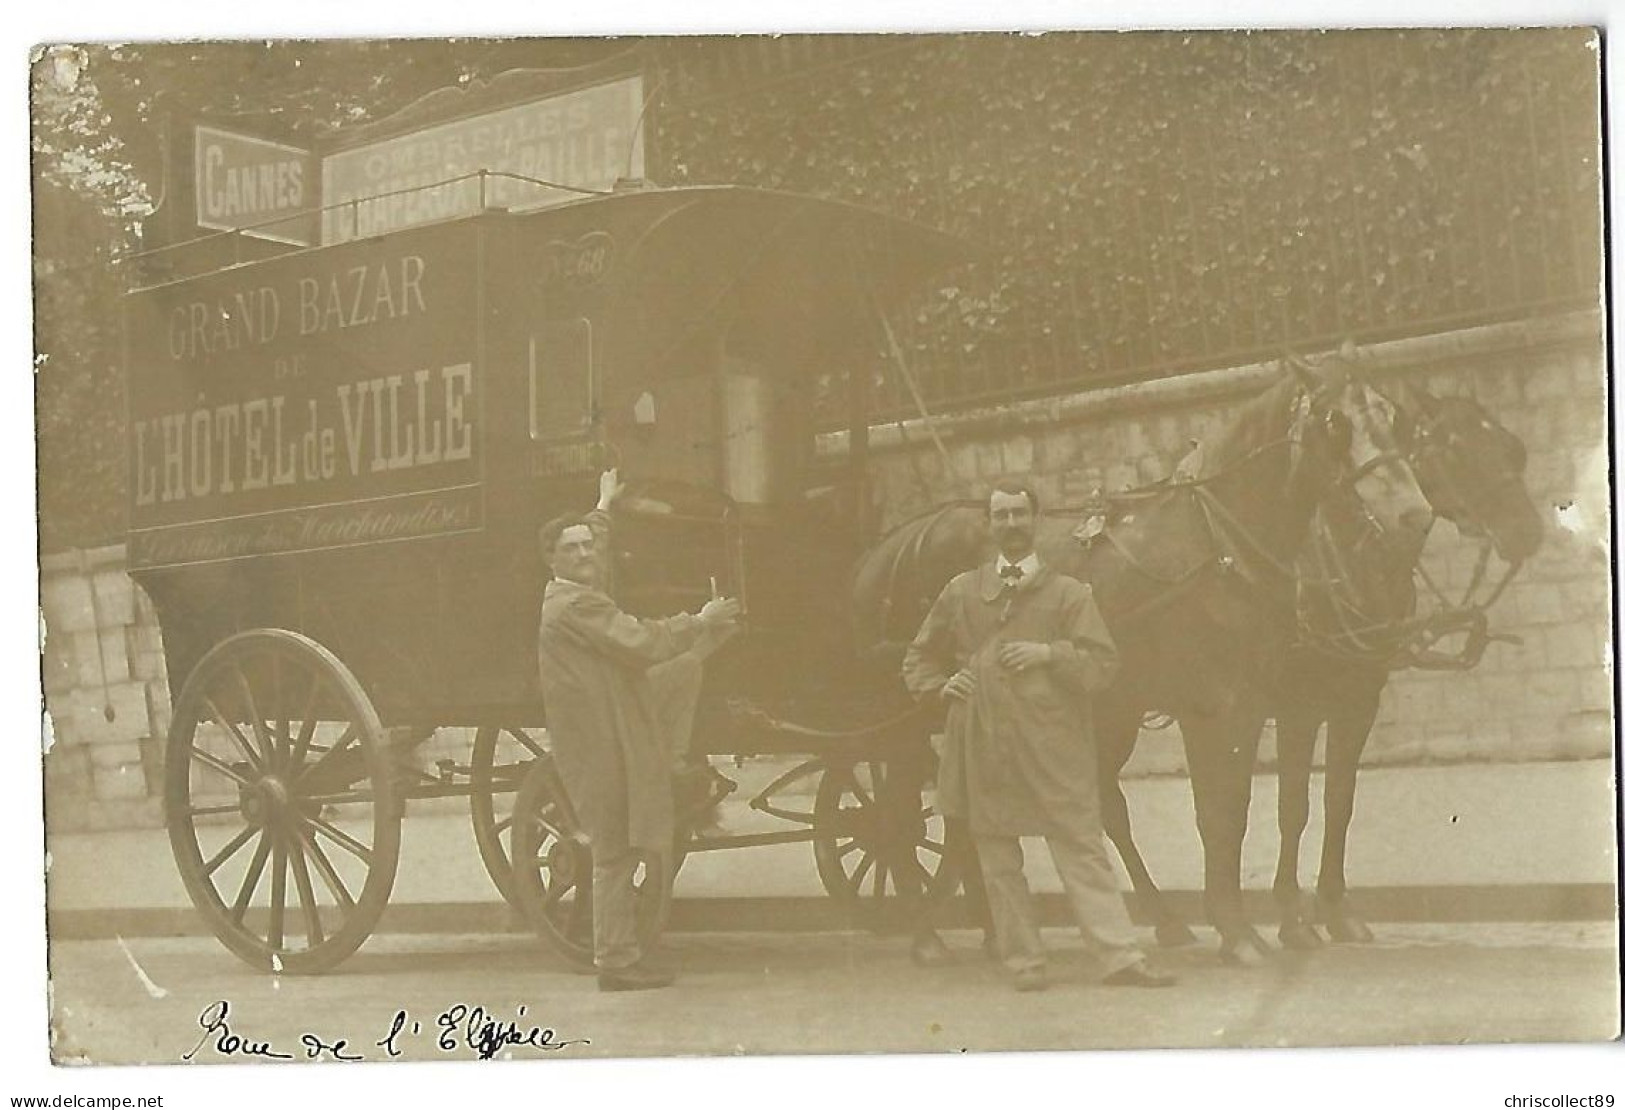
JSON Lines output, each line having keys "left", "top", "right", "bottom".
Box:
{"left": 128, "top": 185, "right": 970, "bottom": 972}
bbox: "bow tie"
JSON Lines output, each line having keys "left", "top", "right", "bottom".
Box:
{"left": 999, "top": 564, "right": 1025, "bottom": 582}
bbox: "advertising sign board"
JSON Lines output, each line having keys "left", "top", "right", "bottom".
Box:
{"left": 193, "top": 125, "right": 319, "bottom": 245}
{"left": 125, "top": 221, "right": 483, "bottom": 568}
{"left": 320, "top": 76, "right": 643, "bottom": 245}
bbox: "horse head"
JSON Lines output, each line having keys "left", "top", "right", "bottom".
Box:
{"left": 1282, "top": 348, "right": 1434, "bottom": 562}
{"left": 1386, "top": 382, "right": 1544, "bottom": 565}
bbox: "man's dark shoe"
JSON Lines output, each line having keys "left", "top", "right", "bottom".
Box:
{"left": 1013, "top": 965, "right": 1049, "bottom": 992}
{"left": 910, "top": 931, "right": 954, "bottom": 968}
{"left": 1103, "top": 961, "right": 1176, "bottom": 988}
{"left": 597, "top": 963, "right": 676, "bottom": 992}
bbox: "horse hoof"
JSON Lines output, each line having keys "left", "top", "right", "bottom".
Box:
{"left": 1155, "top": 922, "right": 1199, "bottom": 948}
{"left": 1277, "top": 921, "right": 1325, "bottom": 950}
{"left": 1219, "top": 934, "right": 1271, "bottom": 967}
{"left": 1325, "top": 915, "right": 1375, "bottom": 944}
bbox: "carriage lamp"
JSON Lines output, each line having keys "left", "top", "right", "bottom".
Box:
{"left": 634, "top": 391, "right": 657, "bottom": 427}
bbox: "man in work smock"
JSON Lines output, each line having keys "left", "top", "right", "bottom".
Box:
{"left": 903, "top": 478, "right": 1174, "bottom": 992}
{"left": 538, "top": 490, "right": 740, "bottom": 992}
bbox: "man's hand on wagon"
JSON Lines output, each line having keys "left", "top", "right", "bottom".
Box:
{"left": 597, "top": 468, "right": 627, "bottom": 511}
{"left": 698, "top": 597, "right": 742, "bottom": 627}
{"left": 998, "top": 641, "right": 1054, "bottom": 672}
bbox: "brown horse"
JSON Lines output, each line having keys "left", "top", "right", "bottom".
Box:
{"left": 1267, "top": 384, "right": 1543, "bottom": 948}
{"left": 851, "top": 355, "right": 1434, "bottom": 964}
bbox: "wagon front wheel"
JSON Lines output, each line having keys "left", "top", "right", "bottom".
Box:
{"left": 508, "top": 757, "right": 670, "bottom": 970}
{"left": 164, "top": 629, "right": 402, "bottom": 974}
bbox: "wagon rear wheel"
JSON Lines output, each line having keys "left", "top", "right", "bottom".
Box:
{"left": 469, "top": 724, "right": 547, "bottom": 909}
{"left": 164, "top": 629, "right": 401, "bottom": 974}
{"left": 812, "top": 758, "right": 957, "bottom": 933}
{"left": 508, "top": 757, "right": 670, "bottom": 970}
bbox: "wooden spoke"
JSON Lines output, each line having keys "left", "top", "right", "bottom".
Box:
{"left": 230, "top": 834, "right": 273, "bottom": 924}
{"left": 286, "top": 835, "right": 325, "bottom": 947}
{"left": 287, "top": 680, "right": 323, "bottom": 769}
{"left": 900, "top": 855, "right": 932, "bottom": 888}
{"left": 301, "top": 814, "right": 374, "bottom": 866}
{"left": 190, "top": 746, "right": 253, "bottom": 788}
{"left": 493, "top": 815, "right": 513, "bottom": 837}
{"left": 300, "top": 791, "right": 380, "bottom": 807}
{"left": 544, "top": 873, "right": 575, "bottom": 907}
{"left": 515, "top": 833, "right": 548, "bottom": 871}
{"left": 849, "top": 851, "right": 876, "bottom": 894}
{"left": 267, "top": 835, "right": 288, "bottom": 952}
{"left": 298, "top": 725, "right": 359, "bottom": 782}
{"left": 270, "top": 652, "right": 291, "bottom": 760}
{"left": 231, "top": 665, "right": 279, "bottom": 766}
{"left": 837, "top": 838, "right": 864, "bottom": 859}
{"left": 848, "top": 774, "right": 875, "bottom": 810}
{"left": 203, "top": 825, "right": 258, "bottom": 877}
{"left": 297, "top": 827, "right": 357, "bottom": 910}
{"left": 187, "top": 802, "right": 244, "bottom": 819}
{"left": 509, "top": 728, "right": 548, "bottom": 759}
{"left": 201, "top": 696, "right": 262, "bottom": 771}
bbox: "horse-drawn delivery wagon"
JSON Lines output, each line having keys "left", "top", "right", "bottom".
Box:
{"left": 130, "top": 170, "right": 1534, "bottom": 977}
{"left": 128, "top": 182, "right": 974, "bottom": 973}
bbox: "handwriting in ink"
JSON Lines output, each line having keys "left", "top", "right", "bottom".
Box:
{"left": 182, "top": 1001, "right": 294, "bottom": 1062}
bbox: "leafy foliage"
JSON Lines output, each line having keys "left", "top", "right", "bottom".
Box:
{"left": 650, "top": 31, "right": 1603, "bottom": 419}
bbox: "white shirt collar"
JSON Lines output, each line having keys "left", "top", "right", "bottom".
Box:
{"left": 996, "top": 552, "right": 1041, "bottom": 578}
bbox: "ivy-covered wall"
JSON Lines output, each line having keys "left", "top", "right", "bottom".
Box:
{"left": 650, "top": 31, "right": 1601, "bottom": 421}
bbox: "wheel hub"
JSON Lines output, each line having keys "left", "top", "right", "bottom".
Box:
{"left": 239, "top": 775, "right": 291, "bottom": 827}
{"left": 544, "top": 838, "right": 588, "bottom": 888}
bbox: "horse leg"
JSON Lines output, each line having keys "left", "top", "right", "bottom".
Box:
{"left": 1273, "top": 697, "right": 1325, "bottom": 950}
{"left": 1097, "top": 701, "right": 1195, "bottom": 947}
{"left": 1185, "top": 706, "right": 1271, "bottom": 967}
{"left": 1317, "top": 675, "right": 1381, "bottom": 943}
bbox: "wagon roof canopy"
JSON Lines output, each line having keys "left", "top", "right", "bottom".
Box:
{"left": 535, "top": 184, "right": 975, "bottom": 381}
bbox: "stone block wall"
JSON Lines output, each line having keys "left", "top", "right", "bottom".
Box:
{"left": 831, "top": 310, "right": 1613, "bottom": 774}
{"left": 40, "top": 546, "right": 170, "bottom": 832}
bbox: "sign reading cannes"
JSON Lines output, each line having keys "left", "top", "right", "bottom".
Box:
{"left": 194, "top": 125, "right": 318, "bottom": 245}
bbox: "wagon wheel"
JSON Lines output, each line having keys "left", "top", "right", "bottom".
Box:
{"left": 508, "top": 756, "right": 671, "bottom": 970}
{"left": 812, "top": 758, "right": 957, "bottom": 933}
{"left": 164, "top": 629, "right": 401, "bottom": 974}
{"left": 469, "top": 724, "right": 548, "bottom": 909}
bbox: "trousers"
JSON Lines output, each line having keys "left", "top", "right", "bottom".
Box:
{"left": 591, "top": 845, "right": 674, "bottom": 970}
{"left": 975, "top": 826, "right": 1144, "bottom": 978}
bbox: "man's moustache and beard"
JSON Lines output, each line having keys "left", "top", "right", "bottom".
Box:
{"left": 995, "top": 522, "right": 1034, "bottom": 561}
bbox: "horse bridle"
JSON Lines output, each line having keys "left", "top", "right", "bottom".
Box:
{"left": 1293, "top": 389, "right": 1526, "bottom": 670}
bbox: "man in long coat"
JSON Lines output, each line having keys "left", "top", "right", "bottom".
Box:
{"left": 538, "top": 497, "right": 739, "bottom": 991}
{"left": 904, "top": 479, "right": 1173, "bottom": 992}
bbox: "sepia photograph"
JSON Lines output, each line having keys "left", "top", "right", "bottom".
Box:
{"left": 20, "top": 8, "right": 1619, "bottom": 1101}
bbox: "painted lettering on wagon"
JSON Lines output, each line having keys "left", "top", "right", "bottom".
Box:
{"left": 131, "top": 363, "right": 473, "bottom": 507}
{"left": 165, "top": 255, "right": 427, "bottom": 361}
{"left": 132, "top": 487, "right": 481, "bottom": 567}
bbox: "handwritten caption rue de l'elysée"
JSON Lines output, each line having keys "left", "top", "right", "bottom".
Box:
{"left": 182, "top": 999, "right": 590, "bottom": 1063}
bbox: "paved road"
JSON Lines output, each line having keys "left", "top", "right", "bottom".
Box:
{"left": 48, "top": 924, "right": 1617, "bottom": 1065}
